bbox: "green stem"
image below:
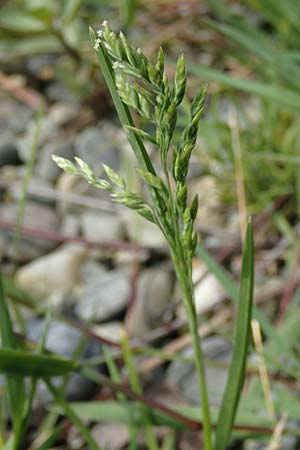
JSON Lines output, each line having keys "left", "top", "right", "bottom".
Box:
{"left": 171, "top": 248, "right": 213, "bottom": 450}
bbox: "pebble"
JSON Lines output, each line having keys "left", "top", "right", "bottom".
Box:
{"left": 192, "top": 260, "right": 224, "bottom": 314}
{"left": 0, "top": 139, "right": 22, "bottom": 167}
{"left": 16, "top": 117, "right": 58, "bottom": 161}
{"left": 27, "top": 318, "right": 100, "bottom": 404}
{"left": 0, "top": 97, "right": 33, "bottom": 167}
{"left": 189, "top": 176, "right": 224, "bottom": 233}
{"left": 0, "top": 97, "right": 33, "bottom": 134}
{"left": 92, "top": 321, "right": 124, "bottom": 344}
{"left": 92, "top": 424, "right": 129, "bottom": 450}
{"left": 124, "top": 213, "right": 166, "bottom": 248}
{"left": 37, "top": 136, "right": 74, "bottom": 183}
{"left": 74, "top": 123, "right": 120, "bottom": 171}
{"left": 16, "top": 243, "right": 87, "bottom": 302}
{"left": 75, "top": 268, "right": 130, "bottom": 322}
{"left": 0, "top": 201, "right": 61, "bottom": 261}
{"left": 80, "top": 210, "right": 124, "bottom": 242}
{"left": 46, "top": 82, "right": 79, "bottom": 103}
{"left": 127, "top": 265, "right": 174, "bottom": 338}
{"left": 25, "top": 55, "right": 57, "bottom": 79}
{"left": 166, "top": 336, "right": 231, "bottom": 406}
{"left": 60, "top": 214, "right": 80, "bottom": 237}
{"left": 48, "top": 102, "right": 80, "bottom": 127}
{"left": 244, "top": 436, "right": 297, "bottom": 450}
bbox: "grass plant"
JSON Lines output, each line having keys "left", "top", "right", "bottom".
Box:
{"left": 53, "top": 21, "right": 255, "bottom": 450}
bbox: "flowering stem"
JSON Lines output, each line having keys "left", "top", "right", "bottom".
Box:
{"left": 89, "top": 23, "right": 213, "bottom": 448}
{"left": 170, "top": 242, "right": 213, "bottom": 450}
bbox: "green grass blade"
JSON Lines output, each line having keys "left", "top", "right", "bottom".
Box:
{"left": 2, "top": 275, "right": 38, "bottom": 306}
{"left": 214, "top": 220, "right": 254, "bottom": 450}
{"left": 62, "top": 0, "right": 83, "bottom": 25}
{"left": 0, "top": 348, "right": 78, "bottom": 377}
{"left": 195, "top": 243, "right": 300, "bottom": 377}
{"left": 45, "top": 380, "right": 100, "bottom": 450}
{"left": 0, "top": 272, "right": 26, "bottom": 448}
{"left": 12, "top": 110, "right": 42, "bottom": 263}
{"left": 188, "top": 65, "right": 300, "bottom": 111}
{"left": 121, "top": 332, "right": 159, "bottom": 450}
{"left": 30, "top": 424, "right": 63, "bottom": 450}
{"left": 67, "top": 400, "right": 276, "bottom": 436}
{"left": 103, "top": 345, "right": 139, "bottom": 450}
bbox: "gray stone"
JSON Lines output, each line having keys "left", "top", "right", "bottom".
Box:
{"left": 127, "top": 265, "right": 174, "bottom": 338}
{"left": 46, "top": 82, "right": 79, "bottom": 104}
{"left": 124, "top": 213, "right": 166, "bottom": 248}
{"left": 27, "top": 318, "right": 101, "bottom": 404}
{"left": 0, "top": 139, "right": 22, "bottom": 167}
{"left": 60, "top": 214, "right": 80, "bottom": 237}
{"left": 74, "top": 123, "right": 120, "bottom": 171}
{"left": 80, "top": 210, "right": 124, "bottom": 242}
{"left": 166, "top": 336, "right": 231, "bottom": 406}
{"left": 0, "top": 97, "right": 33, "bottom": 134}
{"left": 25, "top": 55, "right": 57, "bottom": 78}
{"left": 75, "top": 269, "right": 130, "bottom": 322}
{"left": 0, "top": 98, "right": 33, "bottom": 167}
{"left": 37, "top": 136, "right": 74, "bottom": 182}
{"left": 48, "top": 102, "right": 80, "bottom": 127}
{"left": 16, "top": 117, "right": 58, "bottom": 161}
{"left": 244, "top": 436, "right": 297, "bottom": 450}
{"left": 189, "top": 176, "right": 224, "bottom": 233}
{"left": 0, "top": 201, "right": 61, "bottom": 261}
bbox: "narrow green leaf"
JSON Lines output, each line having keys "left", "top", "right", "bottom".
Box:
{"left": 0, "top": 272, "right": 26, "bottom": 448}
{"left": 195, "top": 243, "right": 299, "bottom": 376}
{"left": 121, "top": 332, "right": 159, "bottom": 450}
{"left": 0, "top": 36, "right": 62, "bottom": 61}
{"left": 62, "top": 0, "right": 83, "bottom": 25}
{"left": 0, "top": 348, "right": 78, "bottom": 377}
{"left": 45, "top": 380, "right": 100, "bottom": 450}
{"left": 214, "top": 220, "right": 254, "bottom": 450}
{"left": 30, "top": 425, "right": 63, "bottom": 450}
{"left": 188, "top": 65, "right": 300, "bottom": 111}
{"left": 0, "top": 8, "right": 47, "bottom": 33}
{"left": 67, "top": 401, "right": 275, "bottom": 435}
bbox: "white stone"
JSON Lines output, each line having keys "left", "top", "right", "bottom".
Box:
{"left": 124, "top": 213, "right": 165, "bottom": 248}
{"left": 92, "top": 321, "right": 124, "bottom": 343}
{"left": 80, "top": 211, "right": 124, "bottom": 242}
{"left": 16, "top": 244, "right": 87, "bottom": 300}
{"left": 192, "top": 260, "right": 224, "bottom": 314}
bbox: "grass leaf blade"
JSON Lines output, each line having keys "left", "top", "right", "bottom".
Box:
{"left": 214, "top": 220, "right": 254, "bottom": 450}
{"left": 45, "top": 380, "right": 100, "bottom": 450}
{"left": 0, "top": 272, "right": 26, "bottom": 449}
{"left": 0, "top": 348, "right": 78, "bottom": 377}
